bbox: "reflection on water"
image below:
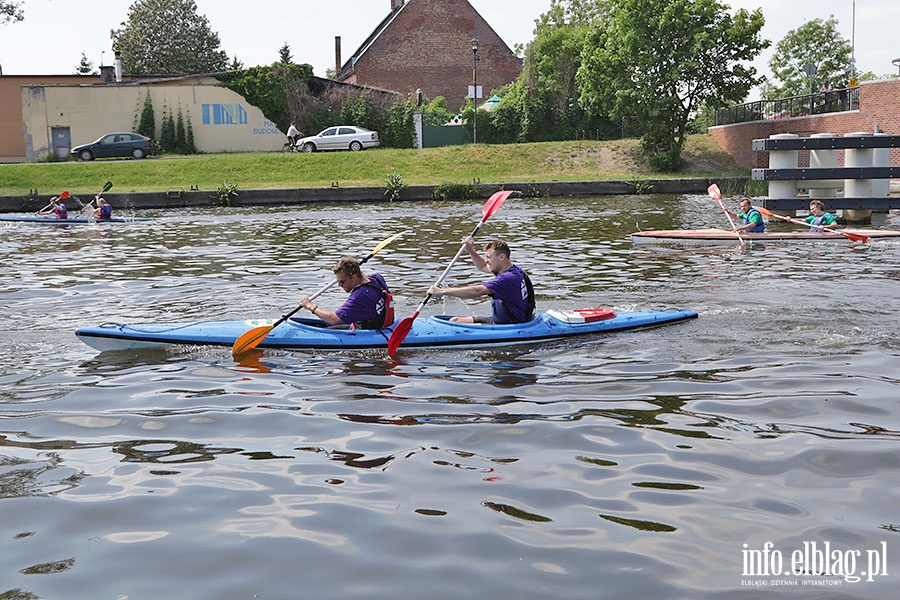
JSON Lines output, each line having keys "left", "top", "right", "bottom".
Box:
{"left": 2, "top": 196, "right": 899, "bottom": 599}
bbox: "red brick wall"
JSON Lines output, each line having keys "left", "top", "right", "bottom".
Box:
{"left": 709, "top": 79, "right": 900, "bottom": 168}
{"left": 342, "top": 0, "right": 522, "bottom": 112}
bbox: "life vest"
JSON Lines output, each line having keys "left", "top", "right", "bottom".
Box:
{"left": 97, "top": 204, "right": 112, "bottom": 219}
{"left": 354, "top": 278, "right": 394, "bottom": 329}
{"left": 54, "top": 203, "right": 68, "bottom": 219}
{"left": 743, "top": 208, "right": 764, "bottom": 233}
{"left": 808, "top": 214, "right": 832, "bottom": 231}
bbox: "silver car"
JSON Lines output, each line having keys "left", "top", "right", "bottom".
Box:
{"left": 297, "top": 126, "right": 380, "bottom": 153}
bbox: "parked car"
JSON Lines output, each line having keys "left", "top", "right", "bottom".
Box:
{"left": 296, "top": 126, "right": 379, "bottom": 153}
{"left": 71, "top": 132, "right": 154, "bottom": 161}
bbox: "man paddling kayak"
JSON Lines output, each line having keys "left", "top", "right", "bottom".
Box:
{"left": 298, "top": 257, "right": 394, "bottom": 329}
{"left": 92, "top": 195, "right": 112, "bottom": 219}
{"left": 724, "top": 198, "right": 765, "bottom": 233}
{"left": 428, "top": 238, "right": 535, "bottom": 324}
{"left": 38, "top": 196, "right": 68, "bottom": 219}
{"left": 802, "top": 199, "right": 838, "bottom": 231}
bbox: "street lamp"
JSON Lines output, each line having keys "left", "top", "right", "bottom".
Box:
{"left": 471, "top": 38, "right": 479, "bottom": 144}
{"left": 850, "top": 0, "right": 856, "bottom": 83}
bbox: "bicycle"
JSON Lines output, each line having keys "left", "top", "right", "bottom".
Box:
{"left": 282, "top": 138, "right": 297, "bottom": 154}
{"left": 281, "top": 133, "right": 303, "bottom": 154}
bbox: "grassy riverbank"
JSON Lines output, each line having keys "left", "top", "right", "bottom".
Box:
{"left": 0, "top": 134, "right": 747, "bottom": 196}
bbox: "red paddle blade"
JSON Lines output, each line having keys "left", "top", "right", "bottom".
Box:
{"left": 753, "top": 205, "right": 774, "bottom": 217}
{"left": 232, "top": 325, "right": 274, "bottom": 357}
{"left": 387, "top": 314, "right": 417, "bottom": 357}
{"left": 707, "top": 184, "right": 721, "bottom": 201}
{"left": 60, "top": 190, "right": 70, "bottom": 199}
{"left": 483, "top": 190, "right": 513, "bottom": 221}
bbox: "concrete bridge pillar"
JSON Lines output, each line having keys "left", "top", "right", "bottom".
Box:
{"left": 768, "top": 133, "right": 799, "bottom": 200}
{"left": 843, "top": 132, "right": 874, "bottom": 223}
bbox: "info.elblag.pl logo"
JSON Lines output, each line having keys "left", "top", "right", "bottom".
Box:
{"left": 741, "top": 541, "right": 890, "bottom": 586}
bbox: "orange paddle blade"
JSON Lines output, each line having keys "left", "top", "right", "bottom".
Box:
{"left": 707, "top": 184, "right": 721, "bottom": 201}
{"left": 232, "top": 325, "right": 275, "bottom": 356}
{"left": 839, "top": 230, "right": 870, "bottom": 243}
{"left": 60, "top": 190, "right": 70, "bottom": 199}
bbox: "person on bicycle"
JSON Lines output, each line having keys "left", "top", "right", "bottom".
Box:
{"left": 286, "top": 122, "right": 302, "bottom": 148}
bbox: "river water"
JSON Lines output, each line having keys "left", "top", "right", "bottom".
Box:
{"left": 2, "top": 195, "right": 899, "bottom": 599}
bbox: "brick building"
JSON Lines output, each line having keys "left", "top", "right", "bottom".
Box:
{"left": 709, "top": 78, "right": 900, "bottom": 169}
{"left": 336, "top": 0, "right": 522, "bottom": 112}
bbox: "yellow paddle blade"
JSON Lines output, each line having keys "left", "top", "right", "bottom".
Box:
{"left": 371, "top": 231, "right": 406, "bottom": 256}
{"left": 232, "top": 325, "right": 275, "bottom": 356}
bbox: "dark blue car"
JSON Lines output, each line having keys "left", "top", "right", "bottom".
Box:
{"left": 71, "top": 132, "right": 154, "bottom": 161}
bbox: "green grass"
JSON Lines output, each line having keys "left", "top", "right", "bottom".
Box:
{"left": 0, "top": 135, "right": 747, "bottom": 196}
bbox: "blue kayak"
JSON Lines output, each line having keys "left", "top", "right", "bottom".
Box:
{"left": 1, "top": 216, "right": 154, "bottom": 224}
{"left": 75, "top": 308, "right": 698, "bottom": 353}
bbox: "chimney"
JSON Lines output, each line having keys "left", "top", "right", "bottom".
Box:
{"left": 114, "top": 51, "right": 123, "bottom": 82}
{"left": 335, "top": 36, "right": 341, "bottom": 75}
{"left": 100, "top": 65, "right": 115, "bottom": 83}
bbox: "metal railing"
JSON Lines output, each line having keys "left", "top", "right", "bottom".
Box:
{"left": 715, "top": 86, "right": 860, "bottom": 126}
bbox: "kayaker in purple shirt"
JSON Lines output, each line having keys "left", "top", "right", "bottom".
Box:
{"left": 298, "top": 257, "right": 394, "bottom": 329}
{"left": 428, "top": 238, "right": 535, "bottom": 324}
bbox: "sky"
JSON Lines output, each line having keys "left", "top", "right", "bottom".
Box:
{"left": 2, "top": 0, "right": 898, "bottom": 99}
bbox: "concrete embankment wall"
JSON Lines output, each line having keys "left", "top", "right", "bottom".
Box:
{"left": 1, "top": 178, "right": 743, "bottom": 213}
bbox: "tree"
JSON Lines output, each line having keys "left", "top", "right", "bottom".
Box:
{"left": 136, "top": 92, "right": 156, "bottom": 140}
{"left": 75, "top": 52, "right": 95, "bottom": 75}
{"left": 111, "top": 0, "right": 229, "bottom": 75}
{"left": 761, "top": 16, "right": 852, "bottom": 100}
{"left": 577, "top": 0, "right": 767, "bottom": 170}
{"left": 1, "top": 1, "right": 24, "bottom": 24}
{"left": 516, "top": 0, "right": 615, "bottom": 142}
{"left": 278, "top": 43, "right": 293, "bottom": 64}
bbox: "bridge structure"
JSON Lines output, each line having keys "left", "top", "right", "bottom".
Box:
{"left": 750, "top": 131, "right": 898, "bottom": 220}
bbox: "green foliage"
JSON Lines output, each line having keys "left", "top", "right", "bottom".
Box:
{"left": 212, "top": 181, "right": 238, "bottom": 206}
{"left": 1, "top": 1, "right": 24, "bottom": 24}
{"left": 136, "top": 93, "right": 156, "bottom": 140}
{"left": 186, "top": 120, "right": 197, "bottom": 154}
{"left": 218, "top": 63, "right": 313, "bottom": 133}
{"left": 577, "top": 0, "right": 767, "bottom": 171}
{"left": 159, "top": 106, "right": 176, "bottom": 153}
{"left": 175, "top": 109, "right": 187, "bottom": 154}
{"left": 761, "top": 16, "right": 853, "bottom": 100}
{"left": 383, "top": 172, "right": 407, "bottom": 201}
{"left": 111, "top": 0, "right": 229, "bottom": 75}
{"left": 75, "top": 52, "right": 94, "bottom": 75}
{"left": 381, "top": 100, "right": 416, "bottom": 149}
{"left": 464, "top": 2, "right": 619, "bottom": 145}
{"left": 278, "top": 44, "right": 293, "bottom": 64}
{"left": 431, "top": 182, "right": 482, "bottom": 201}
{"left": 630, "top": 178, "right": 653, "bottom": 194}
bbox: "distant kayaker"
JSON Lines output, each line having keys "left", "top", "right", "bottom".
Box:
{"left": 803, "top": 199, "right": 838, "bottom": 232}
{"left": 38, "top": 196, "right": 68, "bottom": 219}
{"left": 428, "top": 238, "right": 535, "bottom": 324}
{"left": 92, "top": 196, "right": 112, "bottom": 219}
{"left": 725, "top": 199, "right": 765, "bottom": 233}
{"left": 299, "top": 257, "right": 394, "bottom": 329}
